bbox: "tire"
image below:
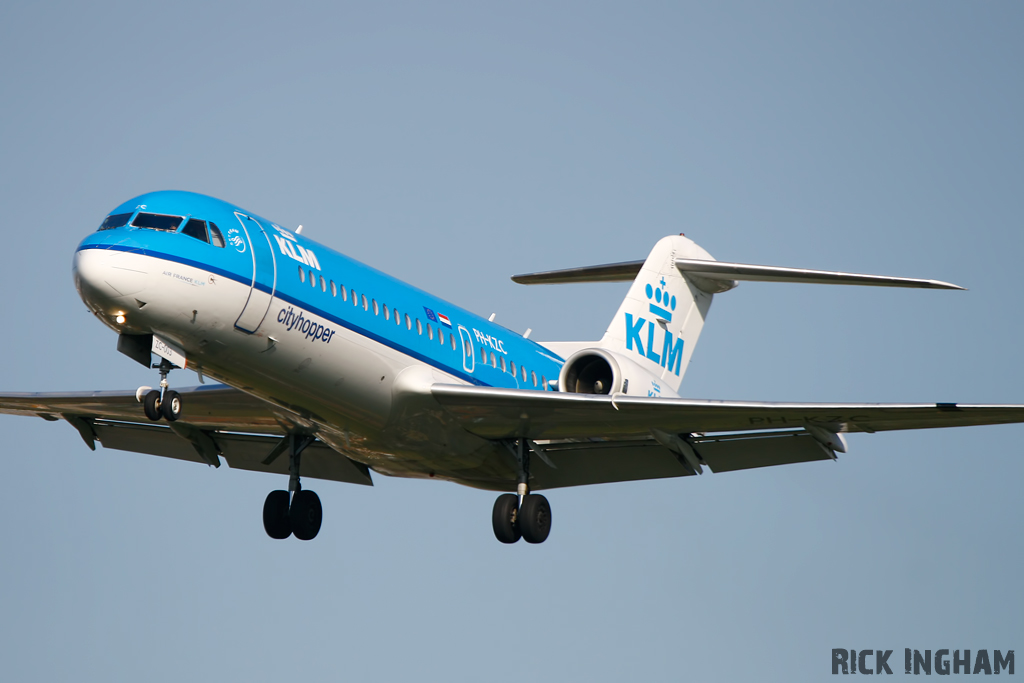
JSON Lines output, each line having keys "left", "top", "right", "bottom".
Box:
{"left": 290, "top": 490, "right": 322, "bottom": 541}
{"left": 519, "top": 494, "right": 552, "bottom": 544}
{"left": 161, "top": 389, "right": 182, "bottom": 422}
{"left": 263, "top": 490, "right": 291, "bottom": 539}
{"left": 143, "top": 390, "right": 162, "bottom": 421}
{"left": 492, "top": 493, "right": 521, "bottom": 544}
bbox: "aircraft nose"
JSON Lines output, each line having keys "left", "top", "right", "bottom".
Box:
{"left": 73, "top": 247, "right": 150, "bottom": 317}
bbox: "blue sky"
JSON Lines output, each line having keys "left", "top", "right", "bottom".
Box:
{"left": 1, "top": 2, "right": 1022, "bottom": 680}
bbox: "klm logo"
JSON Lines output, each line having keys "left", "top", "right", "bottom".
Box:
{"left": 647, "top": 278, "right": 677, "bottom": 322}
{"left": 271, "top": 224, "right": 321, "bottom": 271}
{"left": 626, "top": 280, "right": 685, "bottom": 375}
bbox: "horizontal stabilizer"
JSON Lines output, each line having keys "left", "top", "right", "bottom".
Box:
{"left": 512, "top": 260, "right": 643, "bottom": 285}
{"left": 511, "top": 258, "right": 964, "bottom": 291}
{"left": 674, "top": 259, "right": 965, "bottom": 290}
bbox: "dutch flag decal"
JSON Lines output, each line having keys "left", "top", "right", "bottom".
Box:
{"left": 437, "top": 313, "right": 452, "bottom": 328}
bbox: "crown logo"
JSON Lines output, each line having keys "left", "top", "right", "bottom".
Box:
{"left": 646, "top": 278, "right": 676, "bottom": 322}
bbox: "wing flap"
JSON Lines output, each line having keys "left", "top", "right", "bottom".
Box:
{"left": 87, "top": 419, "right": 372, "bottom": 485}
{"left": 691, "top": 430, "right": 833, "bottom": 473}
{"left": 94, "top": 421, "right": 207, "bottom": 463}
{"left": 529, "top": 439, "right": 695, "bottom": 489}
{"left": 522, "top": 430, "right": 835, "bottom": 489}
{"left": 219, "top": 434, "right": 372, "bottom": 486}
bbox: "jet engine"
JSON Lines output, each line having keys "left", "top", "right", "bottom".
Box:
{"left": 558, "top": 348, "right": 669, "bottom": 397}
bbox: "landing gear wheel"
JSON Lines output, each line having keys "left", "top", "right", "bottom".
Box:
{"left": 519, "top": 494, "right": 552, "bottom": 544}
{"left": 263, "top": 490, "right": 292, "bottom": 539}
{"left": 290, "top": 490, "right": 322, "bottom": 541}
{"left": 160, "top": 389, "right": 182, "bottom": 421}
{"left": 492, "top": 493, "right": 522, "bottom": 544}
{"left": 143, "top": 390, "right": 162, "bottom": 421}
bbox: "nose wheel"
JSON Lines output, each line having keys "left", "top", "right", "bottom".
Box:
{"left": 140, "top": 359, "right": 182, "bottom": 422}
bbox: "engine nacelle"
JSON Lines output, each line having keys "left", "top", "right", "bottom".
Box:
{"left": 558, "top": 348, "right": 675, "bottom": 397}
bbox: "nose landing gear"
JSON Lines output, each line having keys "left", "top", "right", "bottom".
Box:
{"left": 140, "top": 358, "right": 182, "bottom": 422}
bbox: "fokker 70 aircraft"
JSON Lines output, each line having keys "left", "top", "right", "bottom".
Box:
{"left": 3, "top": 191, "right": 1022, "bottom": 543}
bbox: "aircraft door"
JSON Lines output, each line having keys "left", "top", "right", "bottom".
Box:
{"left": 232, "top": 212, "right": 278, "bottom": 333}
{"left": 458, "top": 325, "right": 475, "bottom": 373}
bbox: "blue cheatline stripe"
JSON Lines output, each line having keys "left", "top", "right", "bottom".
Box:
{"left": 78, "top": 245, "right": 488, "bottom": 387}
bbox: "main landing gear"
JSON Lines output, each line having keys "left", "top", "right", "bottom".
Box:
{"left": 492, "top": 439, "right": 552, "bottom": 544}
{"left": 263, "top": 434, "right": 322, "bottom": 541}
{"left": 140, "top": 358, "right": 183, "bottom": 422}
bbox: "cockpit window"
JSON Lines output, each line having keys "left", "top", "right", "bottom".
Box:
{"left": 208, "top": 222, "right": 226, "bottom": 248}
{"left": 98, "top": 212, "right": 134, "bottom": 231}
{"left": 182, "top": 218, "right": 209, "bottom": 243}
{"left": 131, "top": 213, "right": 183, "bottom": 231}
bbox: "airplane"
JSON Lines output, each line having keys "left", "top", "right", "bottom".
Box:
{"left": 3, "top": 189, "right": 1023, "bottom": 544}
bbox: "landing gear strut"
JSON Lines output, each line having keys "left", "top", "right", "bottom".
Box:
{"left": 492, "top": 438, "right": 552, "bottom": 544}
{"left": 141, "top": 358, "right": 182, "bottom": 422}
{"left": 263, "top": 434, "right": 322, "bottom": 541}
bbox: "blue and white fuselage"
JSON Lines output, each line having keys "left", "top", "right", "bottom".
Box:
{"left": 74, "top": 191, "right": 565, "bottom": 488}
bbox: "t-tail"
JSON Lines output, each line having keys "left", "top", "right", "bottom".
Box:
{"left": 514, "top": 234, "right": 963, "bottom": 399}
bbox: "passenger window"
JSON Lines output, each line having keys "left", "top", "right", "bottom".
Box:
{"left": 132, "top": 213, "right": 183, "bottom": 231}
{"left": 395, "top": 309, "right": 402, "bottom": 326}
{"left": 491, "top": 352, "right": 497, "bottom": 368}
{"left": 373, "top": 299, "right": 379, "bottom": 315}
{"left": 541, "top": 375, "right": 547, "bottom": 390}
{"left": 511, "top": 361, "right": 516, "bottom": 377}
{"left": 98, "top": 212, "right": 133, "bottom": 231}
{"left": 208, "top": 222, "right": 226, "bottom": 248}
{"left": 438, "top": 329, "right": 444, "bottom": 345}
{"left": 351, "top": 289, "right": 358, "bottom": 306}
{"left": 500, "top": 356, "right": 506, "bottom": 372}
{"left": 450, "top": 334, "right": 456, "bottom": 350}
{"left": 427, "top": 324, "right": 433, "bottom": 340}
{"left": 341, "top": 285, "right": 347, "bottom": 301}
{"left": 330, "top": 280, "right": 337, "bottom": 297}
{"left": 531, "top": 371, "right": 537, "bottom": 387}
{"left": 362, "top": 294, "right": 369, "bottom": 311}
{"left": 298, "top": 266, "right": 306, "bottom": 283}
{"left": 521, "top": 365, "right": 527, "bottom": 382}
{"left": 310, "top": 270, "right": 316, "bottom": 287}
{"left": 320, "top": 275, "right": 327, "bottom": 292}
{"left": 181, "top": 219, "right": 209, "bottom": 243}
{"left": 416, "top": 319, "right": 422, "bottom": 335}
{"left": 405, "top": 313, "right": 412, "bottom": 330}
{"left": 383, "top": 304, "right": 390, "bottom": 321}
{"left": 480, "top": 347, "right": 486, "bottom": 363}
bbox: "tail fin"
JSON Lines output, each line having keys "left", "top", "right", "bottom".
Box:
{"left": 597, "top": 235, "right": 716, "bottom": 395}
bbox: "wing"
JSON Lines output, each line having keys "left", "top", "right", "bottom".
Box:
{"left": 430, "top": 385, "right": 1024, "bottom": 439}
{"left": 430, "top": 384, "right": 1024, "bottom": 488}
{"left": 0, "top": 384, "right": 372, "bottom": 486}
